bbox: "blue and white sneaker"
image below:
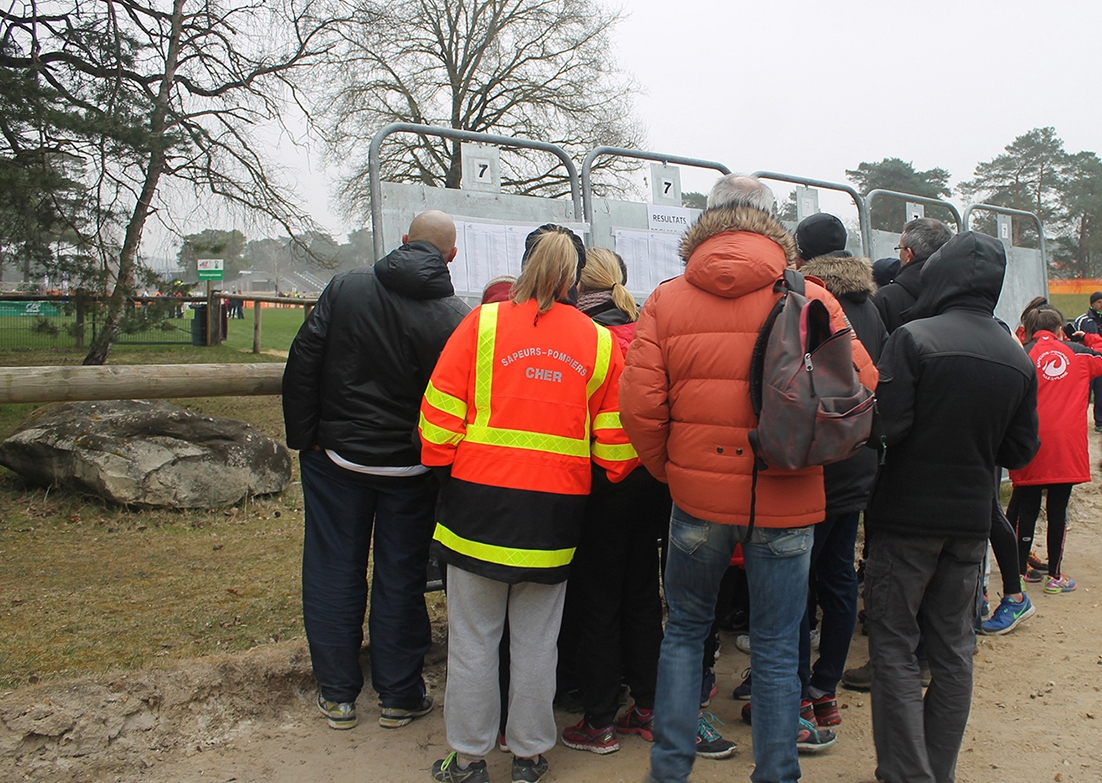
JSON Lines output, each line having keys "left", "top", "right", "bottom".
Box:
{"left": 981, "top": 594, "right": 1035, "bottom": 635}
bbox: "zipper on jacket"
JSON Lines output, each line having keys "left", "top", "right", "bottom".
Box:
{"left": 878, "top": 435, "right": 887, "bottom": 466}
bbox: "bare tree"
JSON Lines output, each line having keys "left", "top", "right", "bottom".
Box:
{"left": 1, "top": 0, "right": 354, "bottom": 364}
{"left": 320, "top": 0, "right": 643, "bottom": 218}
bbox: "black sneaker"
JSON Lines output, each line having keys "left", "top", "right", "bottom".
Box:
{"left": 379, "top": 693, "right": 434, "bottom": 728}
{"left": 431, "top": 752, "right": 489, "bottom": 783}
{"left": 796, "top": 717, "right": 836, "bottom": 753}
{"left": 511, "top": 754, "right": 549, "bottom": 783}
{"left": 696, "top": 712, "right": 737, "bottom": 759}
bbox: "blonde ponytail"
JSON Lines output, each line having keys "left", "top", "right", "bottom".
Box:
{"left": 581, "top": 247, "right": 639, "bottom": 321}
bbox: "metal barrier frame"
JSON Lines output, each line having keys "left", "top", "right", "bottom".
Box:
{"left": 751, "top": 171, "right": 872, "bottom": 256}
{"left": 580, "top": 147, "right": 731, "bottom": 224}
{"left": 865, "top": 189, "right": 963, "bottom": 231}
{"left": 368, "top": 123, "right": 582, "bottom": 260}
{"left": 962, "top": 203, "right": 1047, "bottom": 270}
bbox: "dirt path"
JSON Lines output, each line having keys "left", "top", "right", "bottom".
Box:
{"left": 5, "top": 447, "right": 1102, "bottom": 782}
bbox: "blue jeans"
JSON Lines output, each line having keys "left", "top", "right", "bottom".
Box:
{"left": 649, "top": 505, "right": 812, "bottom": 783}
{"left": 300, "top": 449, "right": 437, "bottom": 707}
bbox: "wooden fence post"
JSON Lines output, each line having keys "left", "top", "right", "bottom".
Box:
{"left": 253, "top": 299, "right": 262, "bottom": 354}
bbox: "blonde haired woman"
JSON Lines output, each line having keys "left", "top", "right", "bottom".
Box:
{"left": 576, "top": 247, "right": 638, "bottom": 355}
{"left": 420, "top": 226, "right": 638, "bottom": 783}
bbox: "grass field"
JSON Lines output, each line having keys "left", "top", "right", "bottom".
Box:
{"left": 1048, "top": 293, "right": 1091, "bottom": 322}
{"left": 0, "top": 322, "right": 312, "bottom": 691}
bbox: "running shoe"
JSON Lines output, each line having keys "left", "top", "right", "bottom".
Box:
{"left": 1028, "top": 551, "right": 1048, "bottom": 572}
{"left": 981, "top": 594, "right": 1035, "bottom": 635}
{"left": 561, "top": 718, "right": 619, "bottom": 754}
{"left": 796, "top": 717, "right": 837, "bottom": 753}
{"left": 614, "top": 705, "right": 655, "bottom": 742}
{"left": 1044, "top": 574, "right": 1077, "bottom": 594}
{"left": 841, "top": 661, "right": 871, "bottom": 691}
{"left": 732, "top": 667, "right": 752, "bottom": 700}
{"left": 700, "top": 666, "right": 717, "bottom": 707}
{"left": 735, "top": 634, "right": 751, "bottom": 654}
{"left": 809, "top": 628, "right": 821, "bottom": 651}
{"left": 696, "top": 712, "right": 737, "bottom": 759}
{"left": 379, "top": 694, "right": 434, "bottom": 728}
{"left": 811, "top": 693, "right": 841, "bottom": 726}
{"left": 316, "top": 693, "right": 356, "bottom": 730}
{"left": 1023, "top": 567, "right": 1046, "bottom": 584}
{"left": 511, "top": 754, "right": 548, "bottom": 783}
{"left": 431, "top": 752, "right": 489, "bottom": 783}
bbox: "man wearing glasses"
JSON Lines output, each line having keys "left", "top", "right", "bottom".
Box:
{"left": 873, "top": 218, "right": 954, "bottom": 334}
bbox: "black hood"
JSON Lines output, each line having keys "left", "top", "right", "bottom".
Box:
{"left": 906, "top": 232, "right": 1005, "bottom": 320}
{"left": 374, "top": 240, "right": 455, "bottom": 300}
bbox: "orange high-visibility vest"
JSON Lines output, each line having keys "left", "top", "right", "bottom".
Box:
{"left": 419, "top": 298, "right": 637, "bottom": 582}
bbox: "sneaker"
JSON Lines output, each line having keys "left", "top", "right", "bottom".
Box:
{"left": 511, "top": 754, "right": 549, "bottom": 783}
{"left": 811, "top": 693, "right": 841, "bottom": 726}
{"left": 700, "top": 666, "right": 717, "bottom": 707}
{"left": 696, "top": 712, "right": 737, "bottom": 759}
{"left": 735, "top": 634, "right": 751, "bottom": 654}
{"left": 919, "top": 664, "right": 932, "bottom": 688}
{"left": 1094, "top": 424, "right": 1102, "bottom": 433}
{"left": 499, "top": 732, "right": 509, "bottom": 752}
{"left": 1044, "top": 574, "right": 1077, "bottom": 594}
{"left": 796, "top": 717, "right": 837, "bottom": 753}
{"left": 809, "top": 628, "right": 821, "bottom": 651}
{"left": 740, "top": 702, "right": 752, "bottom": 725}
{"left": 842, "top": 661, "right": 872, "bottom": 691}
{"left": 317, "top": 693, "right": 356, "bottom": 730}
{"left": 379, "top": 693, "right": 434, "bottom": 728}
{"left": 1028, "top": 551, "right": 1049, "bottom": 572}
{"left": 732, "top": 668, "right": 752, "bottom": 700}
{"left": 1023, "top": 567, "right": 1046, "bottom": 584}
{"left": 981, "top": 594, "right": 1035, "bottom": 635}
{"left": 561, "top": 718, "right": 619, "bottom": 754}
{"left": 431, "top": 752, "right": 489, "bottom": 783}
{"left": 614, "top": 705, "right": 655, "bottom": 741}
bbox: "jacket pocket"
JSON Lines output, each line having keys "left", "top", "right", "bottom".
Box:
{"left": 862, "top": 556, "right": 892, "bottom": 623}
{"left": 669, "top": 506, "right": 709, "bottom": 556}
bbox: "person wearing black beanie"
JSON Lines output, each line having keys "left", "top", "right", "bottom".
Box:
{"left": 795, "top": 213, "right": 849, "bottom": 262}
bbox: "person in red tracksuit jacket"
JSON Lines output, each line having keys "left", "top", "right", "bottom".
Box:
{"left": 1010, "top": 302, "right": 1102, "bottom": 595}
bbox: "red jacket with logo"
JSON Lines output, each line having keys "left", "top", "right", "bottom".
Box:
{"left": 1009, "top": 330, "right": 1102, "bottom": 486}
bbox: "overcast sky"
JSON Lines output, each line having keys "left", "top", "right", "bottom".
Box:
{"left": 147, "top": 0, "right": 1100, "bottom": 259}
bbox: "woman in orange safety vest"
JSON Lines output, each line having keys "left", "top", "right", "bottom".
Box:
{"left": 420, "top": 226, "right": 637, "bottom": 783}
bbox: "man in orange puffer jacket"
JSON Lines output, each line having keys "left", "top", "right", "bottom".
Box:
{"left": 620, "top": 174, "right": 877, "bottom": 783}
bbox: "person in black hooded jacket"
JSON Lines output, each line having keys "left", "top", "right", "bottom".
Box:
{"left": 872, "top": 217, "right": 953, "bottom": 334}
{"left": 282, "top": 210, "right": 469, "bottom": 732}
{"left": 863, "top": 231, "right": 1039, "bottom": 783}
{"left": 797, "top": 245, "right": 888, "bottom": 725}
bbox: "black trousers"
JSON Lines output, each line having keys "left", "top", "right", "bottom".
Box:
{"left": 564, "top": 465, "right": 670, "bottom": 726}
{"left": 1015, "top": 483, "right": 1074, "bottom": 578}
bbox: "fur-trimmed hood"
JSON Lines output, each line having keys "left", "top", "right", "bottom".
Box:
{"left": 681, "top": 206, "right": 798, "bottom": 264}
{"left": 800, "top": 254, "right": 877, "bottom": 302}
{"left": 679, "top": 206, "right": 798, "bottom": 300}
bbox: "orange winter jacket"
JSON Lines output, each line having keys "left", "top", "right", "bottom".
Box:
{"left": 619, "top": 206, "right": 879, "bottom": 528}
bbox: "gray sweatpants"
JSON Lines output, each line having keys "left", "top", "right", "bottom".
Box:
{"left": 444, "top": 565, "right": 567, "bottom": 760}
{"left": 865, "top": 531, "right": 985, "bottom": 783}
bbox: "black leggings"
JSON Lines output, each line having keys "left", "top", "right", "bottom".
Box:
{"left": 990, "top": 490, "right": 1021, "bottom": 596}
{"left": 1014, "top": 484, "right": 1073, "bottom": 578}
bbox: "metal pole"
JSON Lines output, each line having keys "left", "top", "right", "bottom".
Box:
{"left": 252, "top": 299, "right": 262, "bottom": 354}
{"left": 581, "top": 147, "right": 731, "bottom": 224}
{"left": 368, "top": 123, "right": 582, "bottom": 261}
{"left": 865, "top": 189, "right": 963, "bottom": 231}
{"left": 751, "top": 171, "right": 871, "bottom": 258}
{"left": 962, "top": 203, "right": 1048, "bottom": 288}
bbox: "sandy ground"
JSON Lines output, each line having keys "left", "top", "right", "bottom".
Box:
{"left": 5, "top": 447, "right": 1102, "bottom": 782}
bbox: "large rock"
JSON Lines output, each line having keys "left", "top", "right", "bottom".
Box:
{"left": 0, "top": 400, "right": 291, "bottom": 508}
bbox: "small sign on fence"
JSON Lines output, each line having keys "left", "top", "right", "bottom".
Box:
{"left": 0, "top": 301, "right": 62, "bottom": 317}
{"left": 197, "top": 259, "right": 224, "bottom": 281}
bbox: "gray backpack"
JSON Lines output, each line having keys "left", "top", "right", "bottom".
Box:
{"left": 745, "top": 270, "right": 875, "bottom": 533}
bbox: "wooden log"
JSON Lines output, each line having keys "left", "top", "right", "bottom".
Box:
{"left": 0, "top": 364, "right": 284, "bottom": 404}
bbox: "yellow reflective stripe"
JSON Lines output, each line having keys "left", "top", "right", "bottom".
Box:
{"left": 424, "top": 381, "right": 467, "bottom": 421}
{"left": 586, "top": 324, "right": 612, "bottom": 400}
{"left": 473, "top": 303, "right": 498, "bottom": 427}
{"left": 466, "top": 424, "right": 589, "bottom": 457}
{"left": 418, "top": 412, "right": 463, "bottom": 446}
{"left": 592, "top": 411, "right": 622, "bottom": 430}
{"left": 592, "top": 441, "right": 638, "bottom": 462}
{"left": 434, "top": 523, "right": 575, "bottom": 569}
